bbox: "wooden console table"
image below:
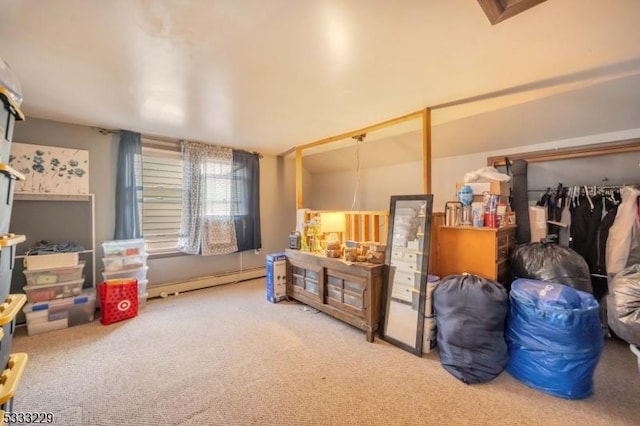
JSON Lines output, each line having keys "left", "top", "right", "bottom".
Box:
{"left": 285, "top": 249, "right": 384, "bottom": 342}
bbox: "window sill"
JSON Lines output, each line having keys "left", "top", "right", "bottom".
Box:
{"left": 147, "top": 250, "right": 190, "bottom": 260}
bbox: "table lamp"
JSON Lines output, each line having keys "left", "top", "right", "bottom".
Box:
{"left": 320, "top": 212, "right": 346, "bottom": 244}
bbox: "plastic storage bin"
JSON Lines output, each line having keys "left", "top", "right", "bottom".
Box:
{"left": 0, "top": 234, "right": 24, "bottom": 303}
{"left": 137, "top": 279, "right": 147, "bottom": 296}
{"left": 102, "top": 253, "right": 148, "bottom": 272}
{"left": 23, "top": 290, "right": 96, "bottom": 336}
{"left": 0, "top": 352, "right": 28, "bottom": 414}
{"left": 23, "top": 278, "right": 85, "bottom": 303}
{"left": 102, "top": 265, "right": 148, "bottom": 282}
{"left": 23, "top": 252, "right": 79, "bottom": 271}
{"left": 0, "top": 164, "right": 24, "bottom": 235}
{"left": 23, "top": 261, "right": 85, "bottom": 286}
{"left": 1, "top": 86, "right": 25, "bottom": 164}
{"left": 102, "top": 239, "right": 146, "bottom": 257}
{"left": 0, "top": 294, "right": 26, "bottom": 371}
{"left": 138, "top": 292, "right": 149, "bottom": 310}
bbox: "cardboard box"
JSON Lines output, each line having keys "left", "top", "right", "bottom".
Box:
{"left": 266, "top": 253, "right": 287, "bottom": 303}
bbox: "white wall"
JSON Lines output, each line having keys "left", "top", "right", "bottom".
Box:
{"left": 309, "top": 161, "right": 423, "bottom": 211}
{"left": 12, "top": 118, "right": 298, "bottom": 286}
{"left": 306, "top": 128, "right": 640, "bottom": 214}
{"left": 432, "top": 128, "right": 640, "bottom": 211}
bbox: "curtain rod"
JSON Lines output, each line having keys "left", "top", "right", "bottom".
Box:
{"left": 93, "top": 127, "right": 264, "bottom": 158}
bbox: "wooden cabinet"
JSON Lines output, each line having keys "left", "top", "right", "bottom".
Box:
{"left": 435, "top": 225, "right": 517, "bottom": 284}
{"left": 285, "top": 249, "right": 384, "bottom": 342}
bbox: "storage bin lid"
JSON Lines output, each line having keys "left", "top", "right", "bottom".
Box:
{"left": 0, "top": 353, "right": 28, "bottom": 405}
{"left": 0, "top": 234, "right": 25, "bottom": 248}
{"left": 0, "top": 294, "right": 27, "bottom": 325}
{"left": 0, "top": 164, "right": 25, "bottom": 181}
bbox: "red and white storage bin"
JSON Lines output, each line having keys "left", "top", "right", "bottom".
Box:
{"left": 98, "top": 279, "right": 138, "bottom": 325}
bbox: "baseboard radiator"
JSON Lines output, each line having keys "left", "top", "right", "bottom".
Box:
{"left": 147, "top": 266, "right": 266, "bottom": 298}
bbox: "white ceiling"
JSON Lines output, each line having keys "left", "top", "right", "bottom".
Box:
{"left": 1, "top": 0, "right": 639, "bottom": 157}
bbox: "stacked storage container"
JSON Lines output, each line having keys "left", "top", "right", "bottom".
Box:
{"left": 0, "top": 64, "right": 29, "bottom": 411}
{"left": 21, "top": 252, "right": 96, "bottom": 335}
{"left": 101, "top": 239, "right": 148, "bottom": 308}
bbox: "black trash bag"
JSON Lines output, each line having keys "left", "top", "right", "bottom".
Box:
{"left": 433, "top": 274, "right": 509, "bottom": 384}
{"left": 510, "top": 238, "right": 593, "bottom": 294}
{"left": 607, "top": 264, "right": 640, "bottom": 346}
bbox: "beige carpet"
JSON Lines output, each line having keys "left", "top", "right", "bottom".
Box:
{"left": 11, "top": 278, "right": 640, "bottom": 426}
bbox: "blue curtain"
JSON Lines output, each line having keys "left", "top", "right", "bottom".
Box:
{"left": 232, "top": 150, "right": 261, "bottom": 251}
{"left": 114, "top": 130, "right": 142, "bottom": 240}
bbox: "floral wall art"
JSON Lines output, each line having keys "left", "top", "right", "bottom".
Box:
{"left": 9, "top": 142, "right": 89, "bottom": 194}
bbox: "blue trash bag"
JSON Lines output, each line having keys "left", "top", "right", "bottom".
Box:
{"left": 506, "top": 279, "right": 604, "bottom": 399}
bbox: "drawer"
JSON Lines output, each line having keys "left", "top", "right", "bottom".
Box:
{"left": 497, "top": 245, "right": 510, "bottom": 262}
{"left": 344, "top": 292, "right": 364, "bottom": 309}
{"left": 391, "top": 248, "right": 405, "bottom": 260}
{"left": 403, "top": 251, "right": 419, "bottom": 262}
{"left": 293, "top": 275, "right": 305, "bottom": 288}
{"left": 393, "top": 270, "right": 415, "bottom": 287}
{"left": 327, "top": 275, "right": 342, "bottom": 287}
{"left": 497, "top": 232, "right": 509, "bottom": 248}
{"left": 392, "top": 259, "right": 419, "bottom": 274}
{"left": 327, "top": 285, "right": 341, "bottom": 301}
{"left": 305, "top": 281, "right": 319, "bottom": 295}
{"left": 344, "top": 279, "right": 365, "bottom": 294}
{"left": 391, "top": 284, "right": 412, "bottom": 302}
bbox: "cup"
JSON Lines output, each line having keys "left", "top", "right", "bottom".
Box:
{"left": 484, "top": 212, "right": 498, "bottom": 228}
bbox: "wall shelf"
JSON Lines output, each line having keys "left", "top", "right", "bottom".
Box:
{"left": 11, "top": 193, "right": 96, "bottom": 289}
{"left": 14, "top": 193, "right": 92, "bottom": 202}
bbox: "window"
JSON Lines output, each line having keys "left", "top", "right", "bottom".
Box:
{"left": 203, "top": 159, "right": 233, "bottom": 217}
{"left": 140, "top": 141, "right": 183, "bottom": 254}
{"left": 138, "top": 139, "right": 261, "bottom": 256}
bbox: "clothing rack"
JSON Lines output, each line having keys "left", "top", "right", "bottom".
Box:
{"left": 527, "top": 184, "right": 628, "bottom": 192}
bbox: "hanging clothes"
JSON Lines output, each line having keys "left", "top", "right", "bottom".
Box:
{"left": 606, "top": 186, "right": 640, "bottom": 276}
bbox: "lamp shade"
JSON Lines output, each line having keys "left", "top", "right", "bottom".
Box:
{"left": 320, "top": 212, "right": 346, "bottom": 233}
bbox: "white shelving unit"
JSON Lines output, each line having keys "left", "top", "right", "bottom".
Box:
{"left": 13, "top": 193, "right": 96, "bottom": 288}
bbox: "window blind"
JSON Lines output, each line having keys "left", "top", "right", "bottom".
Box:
{"left": 140, "top": 144, "right": 183, "bottom": 254}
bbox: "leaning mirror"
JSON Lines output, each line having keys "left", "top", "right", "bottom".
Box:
{"left": 380, "top": 194, "right": 433, "bottom": 355}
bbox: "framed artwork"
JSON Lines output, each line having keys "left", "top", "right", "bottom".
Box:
{"left": 9, "top": 142, "right": 89, "bottom": 195}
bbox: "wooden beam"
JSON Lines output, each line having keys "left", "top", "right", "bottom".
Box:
{"left": 487, "top": 138, "right": 640, "bottom": 167}
{"left": 295, "top": 147, "right": 303, "bottom": 209}
{"left": 296, "top": 110, "right": 424, "bottom": 151}
{"left": 477, "top": 0, "right": 547, "bottom": 25}
{"left": 423, "top": 108, "right": 432, "bottom": 193}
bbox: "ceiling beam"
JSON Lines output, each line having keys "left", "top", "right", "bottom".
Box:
{"left": 477, "top": 0, "right": 547, "bottom": 25}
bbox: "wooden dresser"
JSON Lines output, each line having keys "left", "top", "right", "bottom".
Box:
{"left": 285, "top": 249, "right": 384, "bottom": 342}
{"left": 435, "top": 225, "right": 517, "bottom": 284}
